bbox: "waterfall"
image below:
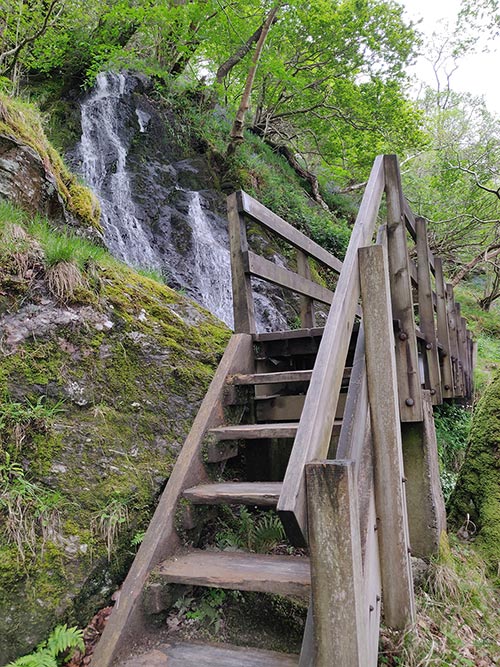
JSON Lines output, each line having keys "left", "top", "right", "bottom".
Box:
{"left": 75, "top": 70, "right": 286, "bottom": 331}
{"left": 78, "top": 72, "right": 160, "bottom": 270}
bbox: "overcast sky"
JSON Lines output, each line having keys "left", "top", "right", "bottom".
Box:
{"left": 399, "top": 0, "right": 500, "bottom": 113}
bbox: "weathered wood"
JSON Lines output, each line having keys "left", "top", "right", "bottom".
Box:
{"left": 404, "top": 207, "right": 436, "bottom": 274}
{"left": 210, "top": 422, "right": 302, "bottom": 440}
{"left": 255, "top": 394, "right": 346, "bottom": 423}
{"left": 385, "top": 155, "right": 423, "bottom": 421}
{"left": 183, "top": 481, "right": 282, "bottom": 506}
{"left": 445, "top": 284, "right": 463, "bottom": 397}
{"left": 307, "top": 460, "right": 369, "bottom": 666}
{"left": 228, "top": 193, "right": 256, "bottom": 333}
{"left": 122, "top": 641, "right": 299, "bottom": 667}
{"left": 238, "top": 191, "right": 343, "bottom": 273}
{"left": 298, "top": 603, "right": 314, "bottom": 667}
{"left": 434, "top": 257, "right": 454, "bottom": 399}
{"left": 416, "top": 217, "right": 442, "bottom": 404}
{"left": 253, "top": 328, "right": 324, "bottom": 342}
{"left": 359, "top": 244, "right": 415, "bottom": 629}
{"left": 297, "top": 249, "right": 315, "bottom": 328}
{"left": 246, "top": 251, "right": 334, "bottom": 305}
{"left": 91, "top": 335, "right": 255, "bottom": 667}
{"left": 456, "top": 303, "right": 466, "bottom": 396}
{"left": 401, "top": 391, "right": 447, "bottom": 559}
{"left": 231, "top": 370, "right": 313, "bottom": 385}
{"left": 156, "top": 549, "right": 310, "bottom": 599}
{"left": 460, "top": 316, "right": 470, "bottom": 397}
{"left": 277, "top": 155, "right": 385, "bottom": 545}
{"left": 205, "top": 440, "right": 239, "bottom": 463}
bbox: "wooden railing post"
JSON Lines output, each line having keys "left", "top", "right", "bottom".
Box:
{"left": 296, "top": 249, "right": 315, "bottom": 328}
{"left": 359, "top": 243, "right": 415, "bottom": 629}
{"left": 384, "top": 155, "right": 423, "bottom": 422}
{"left": 416, "top": 217, "right": 442, "bottom": 404}
{"left": 434, "top": 257, "right": 454, "bottom": 399}
{"left": 306, "top": 460, "right": 369, "bottom": 667}
{"left": 227, "top": 192, "right": 256, "bottom": 333}
{"left": 445, "top": 284, "right": 463, "bottom": 397}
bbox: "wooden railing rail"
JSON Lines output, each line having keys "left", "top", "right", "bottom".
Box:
{"left": 227, "top": 190, "right": 344, "bottom": 334}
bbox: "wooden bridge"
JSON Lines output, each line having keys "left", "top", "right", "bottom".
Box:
{"left": 91, "top": 155, "right": 474, "bottom": 666}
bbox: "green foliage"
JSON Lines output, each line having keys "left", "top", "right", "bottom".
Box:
{"left": 434, "top": 403, "right": 471, "bottom": 502}
{"left": 28, "top": 219, "right": 107, "bottom": 268}
{"left": 91, "top": 495, "right": 130, "bottom": 561}
{"left": 7, "top": 624, "right": 84, "bottom": 667}
{"left": 215, "top": 507, "right": 285, "bottom": 553}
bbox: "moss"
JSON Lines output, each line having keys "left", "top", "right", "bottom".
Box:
{"left": 449, "top": 370, "right": 500, "bottom": 573}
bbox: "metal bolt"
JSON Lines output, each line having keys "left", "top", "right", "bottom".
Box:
{"left": 374, "top": 524, "right": 378, "bottom": 532}
{"left": 405, "top": 398, "right": 414, "bottom": 407}
{"left": 430, "top": 388, "right": 436, "bottom": 395}
{"left": 369, "top": 605, "right": 374, "bottom": 612}
{"left": 376, "top": 595, "right": 381, "bottom": 602}
{"left": 399, "top": 332, "right": 408, "bottom": 341}
{"left": 408, "top": 547, "right": 412, "bottom": 555}
{"left": 402, "top": 476, "right": 407, "bottom": 483}
{"left": 426, "top": 343, "right": 432, "bottom": 350}
{"left": 444, "top": 384, "right": 450, "bottom": 390}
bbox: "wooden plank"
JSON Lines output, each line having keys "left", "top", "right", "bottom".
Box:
{"left": 246, "top": 251, "right": 334, "bottom": 305}
{"left": 434, "top": 257, "right": 454, "bottom": 399}
{"left": 297, "top": 249, "right": 315, "bottom": 328}
{"left": 277, "top": 155, "right": 385, "bottom": 546}
{"left": 403, "top": 204, "right": 435, "bottom": 274}
{"left": 205, "top": 440, "right": 239, "bottom": 463}
{"left": 445, "top": 284, "right": 463, "bottom": 397}
{"left": 456, "top": 303, "right": 466, "bottom": 396}
{"left": 183, "top": 481, "right": 282, "bottom": 506}
{"left": 460, "top": 316, "right": 470, "bottom": 398}
{"left": 253, "top": 328, "right": 324, "bottom": 342}
{"left": 256, "top": 394, "right": 346, "bottom": 422}
{"left": 385, "top": 155, "right": 423, "bottom": 421}
{"left": 122, "top": 642, "right": 299, "bottom": 667}
{"left": 239, "top": 191, "right": 343, "bottom": 273}
{"left": 231, "top": 370, "right": 313, "bottom": 385}
{"left": 227, "top": 193, "right": 256, "bottom": 333}
{"left": 359, "top": 244, "right": 415, "bottom": 629}
{"left": 210, "top": 422, "right": 302, "bottom": 440}
{"left": 416, "top": 217, "right": 442, "bottom": 404}
{"left": 306, "top": 460, "right": 369, "bottom": 666}
{"left": 91, "top": 335, "right": 255, "bottom": 667}
{"left": 156, "top": 549, "right": 310, "bottom": 599}
{"left": 298, "top": 603, "right": 314, "bottom": 667}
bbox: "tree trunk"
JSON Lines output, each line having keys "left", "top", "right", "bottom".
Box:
{"left": 216, "top": 18, "right": 277, "bottom": 85}
{"left": 227, "top": 4, "right": 280, "bottom": 155}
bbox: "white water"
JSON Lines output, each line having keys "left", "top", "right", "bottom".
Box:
{"left": 78, "top": 72, "right": 161, "bottom": 270}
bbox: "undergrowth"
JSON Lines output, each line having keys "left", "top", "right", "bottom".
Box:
{"left": 6, "top": 624, "right": 84, "bottom": 667}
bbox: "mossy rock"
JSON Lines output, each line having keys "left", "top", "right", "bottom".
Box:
{"left": 449, "top": 371, "right": 500, "bottom": 573}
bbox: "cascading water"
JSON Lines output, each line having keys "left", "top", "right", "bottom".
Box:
{"left": 74, "top": 70, "right": 286, "bottom": 331}
{"left": 78, "top": 72, "right": 160, "bottom": 271}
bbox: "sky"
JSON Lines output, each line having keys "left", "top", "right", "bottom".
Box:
{"left": 399, "top": 0, "right": 500, "bottom": 113}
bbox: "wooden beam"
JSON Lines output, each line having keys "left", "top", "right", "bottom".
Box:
{"left": 297, "top": 249, "right": 315, "bottom": 328}
{"left": 445, "top": 284, "right": 463, "bottom": 397}
{"left": 306, "top": 460, "right": 369, "bottom": 667}
{"left": 434, "top": 258, "right": 454, "bottom": 399}
{"left": 277, "top": 155, "right": 385, "bottom": 545}
{"left": 238, "top": 191, "right": 343, "bottom": 273}
{"left": 91, "top": 334, "right": 255, "bottom": 666}
{"left": 385, "top": 155, "right": 423, "bottom": 421}
{"left": 416, "top": 217, "right": 442, "bottom": 404}
{"left": 246, "top": 251, "right": 334, "bottom": 304}
{"left": 359, "top": 244, "right": 415, "bottom": 629}
{"left": 227, "top": 192, "right": 256, "bottom": 333}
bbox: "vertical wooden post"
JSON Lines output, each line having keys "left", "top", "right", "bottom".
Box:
{"left": 384, "top": 155, "right": 423, "bottom": 422}
{"left": 227, "top": 192, "right": 256, "bottom": 333}
{"left": 455, "top": 303, "right": 466, "bottom": 396}
{"left": 415, "top": 218, "right": 442, "bottom": 404}
{"left": 359, "top": 244, "right": 415, "bottom": 629}
{"left": 434, "top": 258, "right": 454, "bottom": 399}
{"left": 306, "top": 460, "right": 369, "bottom": 667}
{"left": 445, "top": 284, "right": 463, "bottom": 397}
{"left": 297, "top": 249, "right": 315, "bottom": 328}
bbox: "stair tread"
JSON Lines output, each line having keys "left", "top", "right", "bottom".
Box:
{"left": 209, "top": 422, "right": 299, "bottom": 439}
{"left": 122, "top": 641, "right": 299, "bottom": 666}
{"left": 183, "top": 481, "right": 282, "bottom": 506}
{"left": 253, "top": 327, "right": 324, "bottom": 342}
{"left": 156, "top": 549, "right": 310, "bottom": 598}
{"left": 231, "top": 370, "right": 313, "bottom": 385}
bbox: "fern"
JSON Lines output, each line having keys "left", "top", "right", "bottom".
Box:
{"left": 7, "top": 625, "right": 84, "bottom": 667}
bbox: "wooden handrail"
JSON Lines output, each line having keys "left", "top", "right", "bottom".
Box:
{"left": 277, "top": 155, "right": 386, "bottom": 544}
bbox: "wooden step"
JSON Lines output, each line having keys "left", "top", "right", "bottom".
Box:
{"left": 209, "top": 423, "right": 299, "bottom": 440}
{"left": 156, "top": 549, "right": 310, "bottom": 599}
{"left": 122, "top": 641, "right": 299, "bottom": 666}
{"left": 253, "top": 327, "right": 325, "bottom": 342}
{"left": 183, "top": 481, "right": 282, "bottom": 506}
{"left": 230, "top": 370, "right": 313, "bottom": 385}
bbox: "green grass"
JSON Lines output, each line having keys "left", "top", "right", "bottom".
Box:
{"left": 27, "top": 218, "right": 108, "bottom": 268}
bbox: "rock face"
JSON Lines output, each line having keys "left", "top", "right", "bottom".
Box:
{"left": 0, "top": 213, "right": 230, "bottom": 663}
{"left": 71, "top": 71, "right": 288, "bottom": 331}
{"left": 0, "top": 133, "right": 68, "bottom": 223}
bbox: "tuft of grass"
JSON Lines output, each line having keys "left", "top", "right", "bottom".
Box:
{"left": 28, "top": 218, "right": 107, "bottom": 269}
{"left": 46, "top": 260, "right": 87, "bottom": 303}
{"left": 91, "top": 496, "right": 130, "bottom": 562}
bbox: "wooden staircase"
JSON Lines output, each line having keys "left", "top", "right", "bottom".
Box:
{"left": 90, "top": 156, "right": 475, "bottom": 667}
